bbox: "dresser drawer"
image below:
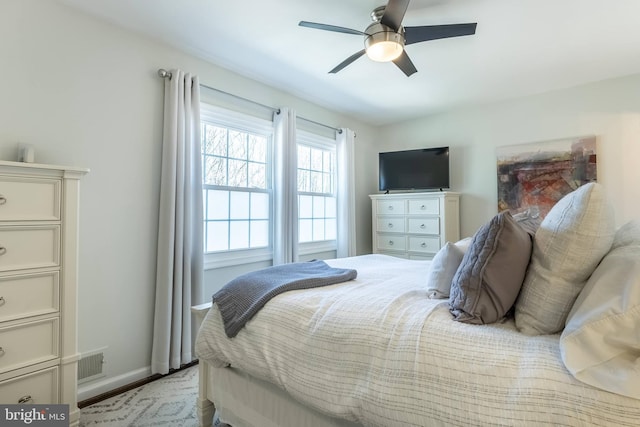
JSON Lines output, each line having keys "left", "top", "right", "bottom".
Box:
{"left": 376, "top": 217, "right": 405, "bottom": 233}
{"left": 377, "top": 235, "right": 406, "bottom": 251}
{"left": 408, "top": 199, "right": 440, "bottom": 215}
{"left": 377, "top": 200, "right": 405, "bottom": 215}
{"left": 0, "top": 318, "right": 59, "bottom": 374}
{"left": 0, "top": 365, "right": 59, "bottom": 404}
{"left": 408, "top": 236, "right": 441, "bottom": 254}
{"left": 407, "top": 217, "right": 440, "bottom": 234}
{"left": 0, "top": 226, "right": 60, "bottom": 272}
{"left": 0, "top": 177, "right": 60, "bottom": 221}
{"left": 0, "top": 272, "right": 59, "bottom": 322}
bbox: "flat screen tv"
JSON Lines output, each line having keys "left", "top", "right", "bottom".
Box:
{"left": 379, "top": 146, "right": 450, "bottom": 192}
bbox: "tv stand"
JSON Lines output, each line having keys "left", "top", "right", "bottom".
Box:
{"left": 369, "top": 192, "right": 460, "bottom": 260}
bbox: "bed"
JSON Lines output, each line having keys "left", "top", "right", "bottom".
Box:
{"left": 193, "top": 184, "right": 640, "bottom": 427}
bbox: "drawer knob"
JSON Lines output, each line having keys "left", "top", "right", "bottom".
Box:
{"left": 0, "top": 195, "right": 5, "bottom": 205}
{"left": 0, "top": 346, "right": 4, "bottom": 356}
{"left": 421, "top": 242, "right": 427, "bottom": 248}
{"left": 388, "top": 240, "right": 394, "bottom": 246}
{"left": 18, "top": 395, "right": 33, "bottom": 404}
{"left": 388, "top": 223, "right": 393, "bottom": 228}
{"left": 0, "top": 296, "right": 4, "bottom": 305}
{"left": 420, "top": 224, "right": 426, "bottom": 229}
{"left": 0, "top": 247, "right": 5, "bottom": 256}
{"left": 387, "top": 205, "right": 393, "bottom": 211}
{"left": 421, "top": 205, "right": 426, "bottom": 210}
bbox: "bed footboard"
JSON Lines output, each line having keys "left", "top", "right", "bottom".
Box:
{"left": 197, "top": 361, "right": 216, "bottom": 427}
{"left": 192, "top": 302, "right": 216, "bottom": 427}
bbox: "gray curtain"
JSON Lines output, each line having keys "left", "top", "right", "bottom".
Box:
{"left": 152, "top": 69, "right": 204, "bottom": 374}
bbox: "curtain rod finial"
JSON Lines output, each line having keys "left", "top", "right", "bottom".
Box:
{"left": 158, "top": 69, "right": 172, "bottom": 79}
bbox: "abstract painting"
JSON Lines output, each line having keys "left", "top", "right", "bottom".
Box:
{"left": 496, "top": 136, "right": 597, "bottom": 220}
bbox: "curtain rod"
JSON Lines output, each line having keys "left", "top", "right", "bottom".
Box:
{"left": 158, "top": 69, "right": 342, "bottom": 134}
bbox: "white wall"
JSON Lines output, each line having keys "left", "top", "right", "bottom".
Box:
{"left": 1, "top": 0, "right": 377, "bottom": 398}
{"left": 377, "top": 74, "right": 640, "bottom": 238}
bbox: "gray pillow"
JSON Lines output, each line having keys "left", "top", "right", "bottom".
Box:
{"left": 449, "top": 211, "right": 533, "bottom": 324}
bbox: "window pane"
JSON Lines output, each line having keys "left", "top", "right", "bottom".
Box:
{"left": 299, "top": 219, "right": 313, "bottom": 243}
{"left": 203, "top": 125, "right": 227, "bottom": 156}
{"left": 248, "top": 162, "right": 266, "bottom": 189}
{"left": 325, "top": 218, "right": 336, "bottom": 240}
{"left": 313, "top": 219, "right": 325, "bottom": 241}
{"left": 230, "top": 221, "right": 249, "bottom": 250}
{"left": 313, "top": 196, "right": 325, "bottom": 218}
{"left": 228, "top": 131, "right": 247, "bottom": 159}
{"left": 322, "top": 172, "right": 332, "bottom": 193}
{"left": 228, "top": 159, "right": 247, "bottom": 187}
{"left": 299, "top": 195, "right": 312, "bottom": 218}
{"left": 310, "top": 148, "right": 323, "bottom": 171}
{"left": 297, "top": 170, "right": 309, "bottom": 192}
{"left": 298, "top": 145, "right": 311, "bottom": 169}
{"left": 323, "top": 151, "right": 332, "bottom": 172}
{"left": 251, "top": 193, "right": 269, "bottom": 219}
{"left": 248, "top": 135, "right": 267, "bottom": 162}
{"left": 325, "top": 196, "right": 336, "bottom": 218}
{"left": 230, "top": 192, "right": 249, "bottom": 219}
{"left": 207, "top": 221, "right": 228, "bottom": 252}
{"left": 205, "top": 156, "right": 227, "bottom": 185}
{"left": 310, "top": 171, "right": 322, "bottom": 193}
{"left": 207, "top": 190, "right": 229, "bottom": 220}
{"left": 250, "top": 220, "right": 269, "bottom": 248}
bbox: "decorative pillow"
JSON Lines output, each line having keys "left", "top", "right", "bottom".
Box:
{"left": 514, "top": 183, "right": 615, "bottom": 335}
{"left": 449, "top": 211, "right": 533, "bottom": 324}
{"left": 512, "top": 208, "right": 543, "bottom": 236}
{"left": 426, "top": 242, "right": 465, "bottom": 299}
{"left": 560, "top": 227, "right": 640, "bottom": 399}
{"left": 453, "top": 236, "right": 473, "bottom": 253}
{"left": 611, "top": 219, "right": 640, "bottom": 249}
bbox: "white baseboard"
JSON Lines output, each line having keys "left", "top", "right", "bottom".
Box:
{"left": 78, "top": 365, "right": 151, "bottom": 402}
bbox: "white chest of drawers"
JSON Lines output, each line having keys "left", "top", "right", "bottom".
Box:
{"left": 369, "top": 192, "right": 460, "bottom": 260}
{"left": 0, "top": 161, "right": 87, "bottom": 426}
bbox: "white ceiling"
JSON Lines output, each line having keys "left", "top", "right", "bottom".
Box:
{"left": 56, "top": 0, "right": 640, "bottom": 126}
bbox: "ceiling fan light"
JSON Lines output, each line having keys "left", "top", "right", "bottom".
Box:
{"left": 366, "top": 41, "right": 403, "bottom": 62}
{"left": 365, "top": 29, "right": 404, "bottom": 62}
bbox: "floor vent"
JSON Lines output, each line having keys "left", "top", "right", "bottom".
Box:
{"left": 78, "top": 350, "right": 106, "bottom": 384}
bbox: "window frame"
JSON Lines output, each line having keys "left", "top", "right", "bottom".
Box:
{"left": 296, "top": 130, "right": 338, "bottom": 255}
{"left": 200, "top": 103, "right": 274, "bottom": 269}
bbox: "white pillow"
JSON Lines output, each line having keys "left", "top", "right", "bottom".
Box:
{"left": 514, "top": 183, "right": 615, "bottom": 335}
{"left": 426, "top": 242, "right": 465, "bottom": 299}
{"left": 560, "top": 224, "right": 640, "bottom": 399}
{"left": 453, "top": 236, "right": 472, "bottom": 253}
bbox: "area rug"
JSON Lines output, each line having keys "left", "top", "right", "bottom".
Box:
{"left": 80, "top": 364, "right": 200, "bottom": 426}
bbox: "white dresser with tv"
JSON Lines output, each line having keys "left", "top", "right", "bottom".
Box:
{"left": 369, "top": 192, "right": 460, "bottom": 260}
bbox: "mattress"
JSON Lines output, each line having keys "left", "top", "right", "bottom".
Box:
{"left": 196, "top": 254, "right": 640, "bottom": 426}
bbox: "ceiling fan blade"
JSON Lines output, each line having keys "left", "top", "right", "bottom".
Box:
{"left": 299, "top": 21, "right": 365, "bottom": 36}
{"left": 393, "top": 50, "right": 417, "bottom": 77}
{"left": 380, "top": 0, "right": 410, "bottom": 31}
{"left": 404, "top": 23, "right": 477, "bottom": 45}
{"left": 329, "top": 49, "right": 366, "bottom": 74}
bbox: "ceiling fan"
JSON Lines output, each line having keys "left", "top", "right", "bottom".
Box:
{"left": 299, "top": 0, "right": 477, "bottom": 77}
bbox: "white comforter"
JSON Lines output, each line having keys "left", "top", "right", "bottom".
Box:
{"left": 196, "top": 254, "right": 640, "bottom": 427}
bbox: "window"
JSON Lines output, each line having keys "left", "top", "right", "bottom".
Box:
{"left": 201, "top": 103, "right": 273, "bottom": 265}
{"left": 297, "top": 131, "right": 337, "bottom": 249}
